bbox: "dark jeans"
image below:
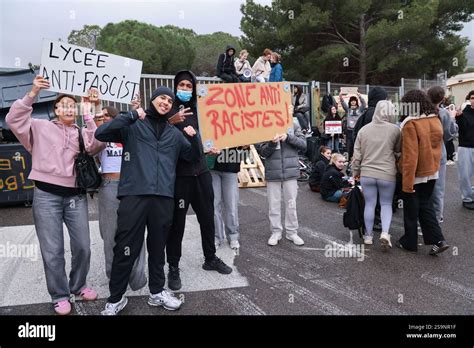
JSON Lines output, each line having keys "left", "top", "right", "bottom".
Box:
{"left": 166, "top": 172, "right": 216, "bottom": 267}
{"left": 295, "top": 111, "right": 310, "bottom": 130}
{"left": 219, "top": 73, "right": 239, "bottom": 83}
{"left": 238, "top": 75, "right": 251, "bottom": 83}
{"left": 108, "top": 195, "right": 174, "bottom": 303}
{"left": 400, "top": 180, "right": 445, "bottom": 251}
{"left": 346, "top": 129, "right": 355, "bottom": 160}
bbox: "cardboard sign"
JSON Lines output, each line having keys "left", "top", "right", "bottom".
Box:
{"left": 39, "top": 39, "right": 142, "bottom": 104}
{"left": 325, "top": 120, "right": 342, "bottom": 134}
{"left": 197, "top": 82, "right": 293, "bottom": 150}
{"left": 340, "top": 86, "right": 359, "bottom": 95}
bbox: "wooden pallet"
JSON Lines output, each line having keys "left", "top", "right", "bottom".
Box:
{"left": 238, "top": 145, "right": 266, "bottom": 188}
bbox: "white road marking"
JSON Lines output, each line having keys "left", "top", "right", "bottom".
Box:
{"left": 214, "top": 289, "right": 266, "bottom": 315}
{"left": 421, "top": 273, "right": 474, "bottom": 301}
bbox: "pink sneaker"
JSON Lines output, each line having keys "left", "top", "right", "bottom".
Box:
{"left": 54, "top": 300, "right": 71, "bottom": 315}
{"left": 78, "top": 287, "right": 98, "bottom": 301}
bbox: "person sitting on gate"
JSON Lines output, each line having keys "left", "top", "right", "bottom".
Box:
{"left": 269, "top": 52, "right": 283, "bottom": 82}
{"left": 320, "top": 153, "right": 352, "bottom": 203}
{"left": 292, "top": 85, "right": 311, "bottom": 133}
{"left": 234, "top": 49, "right": 252, "bottom": 83}
{"left": 257, "top": 112, "right": 307, "bottom": 247}
{"left": 251, "top": 48, "right": 272, "bottom": 83}
{"left": 216, "top": 45, "right": 239, "bottom": 83}
{"left": 308, "top": 146, "right": 332, "bottom": 193}
{"left": 5, "top": 76, "right": 106, "bottom": 315}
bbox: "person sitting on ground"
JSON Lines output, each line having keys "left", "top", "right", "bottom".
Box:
{"left": 234, "top": 49, "right": 252, "bottom": 83}
{"left": 269, "top": 52, "right": 283, "bottom": 82}
{"left": 320, "top": 153, "right": 352, "bottom": 203}
{"left": 308, "top": 146, "right": 331, "bottom": 192}
{"left": 216, "top": 45, "right": 239, "bottom": 83}
{"left": 251, "top": 48, "right": 272, "bottom": 82}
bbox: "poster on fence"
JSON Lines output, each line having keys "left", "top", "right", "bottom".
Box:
{"left": 325, "top": 120, "right": 342, "bottom": 134}
{"left": 197, "top": 82, "right": 293, "bottom": 150}
{"left": 39, "top": 39, "right": 143, "bottom": 104}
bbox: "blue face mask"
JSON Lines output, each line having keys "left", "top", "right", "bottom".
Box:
{"left": 177, "top": 90, "right": 192, "bottom": 102}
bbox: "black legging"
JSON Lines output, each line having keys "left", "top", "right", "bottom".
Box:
{"left": 445, "top": 140, "right": 455, "bottom": 161}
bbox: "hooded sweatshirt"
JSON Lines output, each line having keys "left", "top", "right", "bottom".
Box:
{"left": 308, "top": 153, "right": 330, "bottom": 187}
{"left": 252, "top": 56, "right": 272, "bottom": 80}
{"left": 351, "top": 100, "right": 401, "bottom": 182}
{"left": 6, "top": 94, "right": 105, "bottom": 188}
{"left": 216, "top": 45, "right": 237, "bottom": 76}
{"left": 456, "top": 104, "right": 474, "bottom": 148}
{"left": 170, "top": 70, "right": 209, "bottom": 177}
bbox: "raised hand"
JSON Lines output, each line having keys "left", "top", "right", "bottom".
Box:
{"left": 169, "top": 107, "right": 193, "bottom": 125}
{"left": 29, "top": 76, "right": 50, "bottom": 97}
{"left": 183, "top": 125, "right": 196, "bottom": 137}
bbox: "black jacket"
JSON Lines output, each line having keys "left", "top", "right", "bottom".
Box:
{"left": 170, "top": 70, "right": 210, "bottom": 177}
{"left": 95, "top": 110, "right": 201, "bottom": 198}
{"left": 308, "top": 154, "right": 329, "bottom": 187}
{"left": 320, "top": 164, "right": 351, "bottom": 199}
{"left": 216, "top": 45, "right": 237, "bottom": 76}
{"left": 352, "top": 87, "right": 388, "bottom": 142}
{"left": 457, "top": 105, "right": 474, "bottom": 148}
{"left": 213, "top": 147, "right": 247, "bottom": 173}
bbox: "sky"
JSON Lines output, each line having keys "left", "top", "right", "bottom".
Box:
{"left": 0, "top": 0, "right": 472, "bottom": 69}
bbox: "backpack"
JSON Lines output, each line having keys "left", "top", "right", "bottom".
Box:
{"left": 343, "top": 185, "right": 365, "bottom": 238}
{"left": 321, "top": 94, "right": 336, "bottom": 113}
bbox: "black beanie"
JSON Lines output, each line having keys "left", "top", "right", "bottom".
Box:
{"left": 176, "top": 72, "right": 194, "bottom": 85}
{"left": 151, "top": 86, "right": 175, "bottom": 103}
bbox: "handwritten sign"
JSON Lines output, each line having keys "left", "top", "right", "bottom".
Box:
{"left": 340, "top": 86, "right": 359, "bottom": 95}
{"left": 197, "top": 82, "right": 293, "bottom": 150}
{"left": 325, "top": 120, "right": 342, "bottom": 134}
{"left": 40, "top": 39, "right": 142, "bottom": 104}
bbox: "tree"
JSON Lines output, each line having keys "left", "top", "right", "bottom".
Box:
{"left": 241, "top": 0, "right": 474, "bottom": 85}
{"left": 96, "top": 20, "right": 194, "bottom": 74}
{"left": 68, "top": 25, "right": 102, "bottom": 48}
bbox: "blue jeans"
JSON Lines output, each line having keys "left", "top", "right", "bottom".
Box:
{"left": 33, "top": 187, "right": 91, "bottom": 303}
{"left": 326, "top": 137, "right": 340, "bottom": 153}
{"left": 324, "top": 190, "right": 343, "bottom": 202}
{"left": 457, "top": 146, "right": 474, "bottom": 203}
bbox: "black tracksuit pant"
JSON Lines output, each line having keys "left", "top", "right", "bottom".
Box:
{"left": 108, "top": 195, "right": 173, "bottom": 303}
{"left": 400, "top": 180, "right": 445, "bottom": 251}
{"left": 166, "top": 172, "right": 216, "bottom": 267}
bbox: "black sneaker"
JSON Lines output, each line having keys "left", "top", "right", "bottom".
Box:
{"left": 429, "top": 241, "right": 449, "bottom": 256}
{"left": 202, "top": 257, "right": 233, "bottom": 274}
{"left": 168, "top": 265, "right": 182, "bottom": 291}
{"left": 462, "top": 201, "right": 474, "bottom": 210}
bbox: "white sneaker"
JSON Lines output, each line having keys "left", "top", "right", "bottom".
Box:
{"left": 286, "top": 234, "right": 305, "bottom": 246}
{"left": 267, "top": 233, "right": 282, "bottom": 246}
{"left": 101, "top": 296, "right": 128, "bottom": 316}
{"left": 230, "top": 240, "right": 240, "bottom": 249}
{"left": 148, "top": 290, "right": 182, "bottom": 311}
{"left": 363, "top": 235, "right": 373, "bottom": 245}
{"left": 379, "top": 232, "right": 392, "bottom": 250}
{"left": 446, "top": 160, "right": 455, "bottom": 166}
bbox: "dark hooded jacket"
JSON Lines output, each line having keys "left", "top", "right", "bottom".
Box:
{"left": 308, "top": 153, "right": 330, "bottom": 187}
{"left": 457, "top": 105, "right": 474, "bottom": 148}
{"left": 170, "top": 70, "right": 210, "bottom": 176}
{"left": 216, "top": 45, "right": 237, "bottom": 76}
{"left": 320, "top": 164, "right": 351, "bottom": 199}
{"left": 352, "top": 87, "right": 388, "bottom": 152}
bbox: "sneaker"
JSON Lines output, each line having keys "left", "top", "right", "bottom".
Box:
{"left": 379, "top": 232, "right": 392, "bottom": 250}
{"left": 363, "top": 235, "right": 373, "bottom": 245}
{"left": 148, "top": 290, "right": 182, "bottom": 311}
{"left": 286, "top": 234, "right": 305, "bottom": 246}
{"left": 429, "top": 241, "right": 449, "bottom": 256}
{"left": 168, "top": 265, "right": 182, "bottom": 291}
{"left": 78, "top": 287, "right": 98, "bottom": 301}
{"left": 417, "top": 225, "right": 423, "bottom": 236}
{"left": 101, "top": 296, "right": 128, "bottom": 316}
{"left": 395, "top": 240, "right": 417, "bottom": 253}
{"left": 229, "top": 240, "right": 240, "bottom": 249}
{"left": 446, "top": 160, "right": 455, "bottom": 166}
{"left": 462, "top": 201, "right": 474, "bottom": 210}
{"left": 54, "top": 300, "right": 71, "bottom": 315}
{"left": 202, "top": 256, "right": 233, "bottom": 274}
{"left": 438, "top": 217, "right": 444, "bottom": 223}
{"left": 267, "top": 233, "right": 282, "bottom": 246}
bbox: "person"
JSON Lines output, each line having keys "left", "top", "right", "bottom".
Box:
{"left": 251, "top": 48, "right": 272, "bottom": 82}
{"left": 166, "top": 70, "right": 233, "bottom": 292}
{"left": 292, "top": 85, "right": 311, "bottom": 132}
{"left": 323, "top": 106, "right": 342, "bottom": 153}
{"left": 455, "top": 90, "right": 474, "bottom": 210}
{"left": 94, "top": 104, "right": 147, "bottom": 293}
{"left": 351, "top": 100, "right": 401, "bottom": 249}
{"left": 211, "top": 146, "right": 248, "bottom": 250}
{"left": 258, "top": 119, "right": 307, "bottom": 246}
{"left": 320, "top": 153, "right": 352, "bottom": 202}
{"left": 269, "top": 52, "right": 283, "bottom": 82}
{"left": 427, "top": 86, "right": 459, "bottom": 220}
{"left": 96, "top": 86, "right": 202, "bottom": 315}
{"left": 234, "top": 49, "right": 252, "bottom": 83}
{"left": 308, "top": 146, "right": 331, "bottom": 192}
{"left": 216, "top": 45, "right": 239, "bottom": 83}
{"left": 397, "top": 89, "right": 449, "bottom": 255}
{"left": 340, "top": 91, "right": 366, "bottom": 160}
{"left": 6, "top": 76, "right": 106, "bottom": 315}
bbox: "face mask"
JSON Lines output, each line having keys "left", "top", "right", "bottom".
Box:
{"left": 176, "top": 90, "right": 192, "bottom": 102}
